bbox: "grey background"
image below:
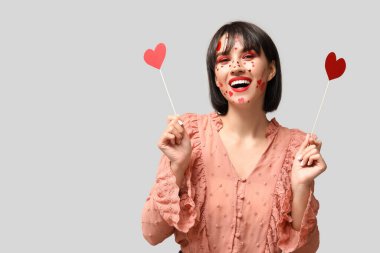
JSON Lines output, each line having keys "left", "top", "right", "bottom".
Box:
{"left": 0, "top": 0, "right": 378, "bottom": 252}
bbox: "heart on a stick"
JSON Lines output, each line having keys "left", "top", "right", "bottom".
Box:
{"left": 325, "top": 52, "right": 346, "bottom": 81}
{"left": 144, "top": 43, "right": 166, "bottom": 70}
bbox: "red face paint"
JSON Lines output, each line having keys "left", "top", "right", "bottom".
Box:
{"left": 256, "top": 79, "right": 266, "bottom": 91}
{"left": 216, "top": 41, "right": 221, "bottom": 52}
{"left": 228, "top": 91, "right": 233, "bottom": 97}
{"left": 256, "top": 79, "right": 262, "bottom": 88}
{"left": 238, "top": 97, "right": 245, "bottom": 103}
{"left": 216, "top": 55, "right": 229, "bottom": 64}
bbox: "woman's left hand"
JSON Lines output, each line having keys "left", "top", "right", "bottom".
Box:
{"left": 291, "top": 134, "right": 327, "bottom": 187}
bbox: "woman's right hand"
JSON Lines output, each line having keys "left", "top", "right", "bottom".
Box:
{"left": 157, "top": 115, "right": 192, "bottom": 171}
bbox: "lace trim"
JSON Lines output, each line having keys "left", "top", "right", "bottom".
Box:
{"left": 152, "top": 113, "right": 207, "bottom": 234}
{"left": 266, "top": 129, "right": 319, "bottom": 253}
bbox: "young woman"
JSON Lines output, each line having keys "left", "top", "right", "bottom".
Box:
{"left": 141, "top": 21, "right": 327, "bottom": 253}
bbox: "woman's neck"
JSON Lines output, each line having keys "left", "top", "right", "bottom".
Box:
{"left": 219, "top": 103, "right": 269, "bottom": 139}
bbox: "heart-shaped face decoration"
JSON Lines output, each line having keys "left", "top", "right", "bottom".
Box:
{"left": 325, "top": 52, "right": 346, "bottom": 81}
{"left": 144, "top": 43, "right": 166, "bottom": 70}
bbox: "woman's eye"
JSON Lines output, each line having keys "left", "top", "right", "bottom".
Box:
{"left": 217, "top": 57, "right": 230, "bottom": 63}
{"left": 243, "top": 54, "right": 255, "bottom": 59}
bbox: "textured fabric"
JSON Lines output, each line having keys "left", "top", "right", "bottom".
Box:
{"left": 141, "top": 112, "right": 320, "bottom": 253}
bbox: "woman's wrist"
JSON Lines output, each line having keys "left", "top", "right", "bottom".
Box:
{"left": 291, "top": 181, "right": 312, "bottom": 194}
{"left": 170, "top": 161, "right": 189, "bottom": 188}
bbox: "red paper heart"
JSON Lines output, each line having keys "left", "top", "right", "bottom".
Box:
{"left": 144, "top": 43, "right": 166, "bottom": 70}
{"left": 325, "top": 52, "right": 346, "bottom": 81}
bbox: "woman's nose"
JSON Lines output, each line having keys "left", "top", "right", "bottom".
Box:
{"left": 230, "top": 60, "right": 245, "bottom": 75}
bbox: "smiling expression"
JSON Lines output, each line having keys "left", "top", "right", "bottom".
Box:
{"left": 214, "top": 33, "right": 275, "bottom": 105}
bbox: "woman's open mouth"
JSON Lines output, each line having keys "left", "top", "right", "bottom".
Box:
{"left": 229, "top": 77, "right": 252, "bottom": 92}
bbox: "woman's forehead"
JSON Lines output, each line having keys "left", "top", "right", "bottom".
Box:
{"left": 217, "top": 33, "right": 244, "bottom": 53}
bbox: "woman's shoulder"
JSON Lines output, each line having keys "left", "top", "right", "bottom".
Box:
{"left": 179, "top": 111, "right": 221, "bottom": 135}
{"left": 179, "top": 111, "right": 218, "bottom": 123}
{"left": 278, "top": 123, "right": 309, "bottom": 147}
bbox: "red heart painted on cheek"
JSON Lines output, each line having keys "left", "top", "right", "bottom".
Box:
{"left": 144, "top": 43, "right": 166, "bottom": 69}
{"left": 256, "top": 79, "right": 262, "bottom": 88}
{"left": 228, "top": 91, "right": 233, "bottom": 97}
{"left": 325, "top": 52, "right": 346, "bottom": 80}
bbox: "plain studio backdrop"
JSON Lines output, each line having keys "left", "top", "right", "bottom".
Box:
{"left": 0, "top": 0, "right": 378, "bottom": 252}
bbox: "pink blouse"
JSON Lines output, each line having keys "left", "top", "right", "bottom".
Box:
{"left": 141, "top": 112, "right": 320, "bottom": 253}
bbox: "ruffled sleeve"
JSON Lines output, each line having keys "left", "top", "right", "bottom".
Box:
{"left": 271, "top": 129, "right": 320, "bottom": 253}
{"left": 141, "top": 113, "right": 206, "bottom": 245}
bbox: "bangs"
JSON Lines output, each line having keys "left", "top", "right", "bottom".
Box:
{"left": 218, "top": 27, "right": 262, "bottom": 57}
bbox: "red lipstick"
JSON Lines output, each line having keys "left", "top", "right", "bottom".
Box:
{"left": 228, "top": 77, "right": 252, "bottom": 92}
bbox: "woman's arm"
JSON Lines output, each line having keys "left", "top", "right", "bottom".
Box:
{"left": 141, "top": 156, "right": 189, "bottom": 245}
{"left": 291, "top": 182, "right": 313, "bottom": 231}
{"left": 141, "top": 113, "right": 203, "bottom": 246}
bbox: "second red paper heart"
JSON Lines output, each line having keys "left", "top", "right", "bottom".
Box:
{"left": 325, "top": 52, "right": 346, "bottom": 81}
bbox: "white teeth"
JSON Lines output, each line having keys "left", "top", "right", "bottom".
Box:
{"left": 231, "top": 80, "right": 250, "bottom": 86}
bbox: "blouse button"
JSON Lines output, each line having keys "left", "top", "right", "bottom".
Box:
{"left": 241, "top": 178, "right": 247, "bottom": 182}
{"left": 237, "top": 212, "right": 243, "bottom": 218}
{"left": 239, "top": 195, "right": 245, "bottom": 200}
{"left": 256, "top": 243, "right": 260, "bottom": 247}
{"left": 235, "top": 232, "right": 240, "bottom": 238}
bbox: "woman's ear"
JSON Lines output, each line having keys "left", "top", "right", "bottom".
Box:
{"left": 268, "top": 61, "right": 276, "bottom": 81}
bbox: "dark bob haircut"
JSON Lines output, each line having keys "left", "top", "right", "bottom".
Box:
{"left": 206, "top": 21, "right": 282, "bottom": 115}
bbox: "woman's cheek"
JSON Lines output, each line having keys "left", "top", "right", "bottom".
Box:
{"left": 256, "top": 78, "right": 267, "bottom": 92}
{"left": 244, "top": 61, "right": 255, "bottom": 73}
{"left": 215, "top": 80, "right": 229, "bottom": 97}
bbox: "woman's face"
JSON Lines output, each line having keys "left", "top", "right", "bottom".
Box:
{"left": 214, "top": 33, "right": 276, "bottom": 105}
